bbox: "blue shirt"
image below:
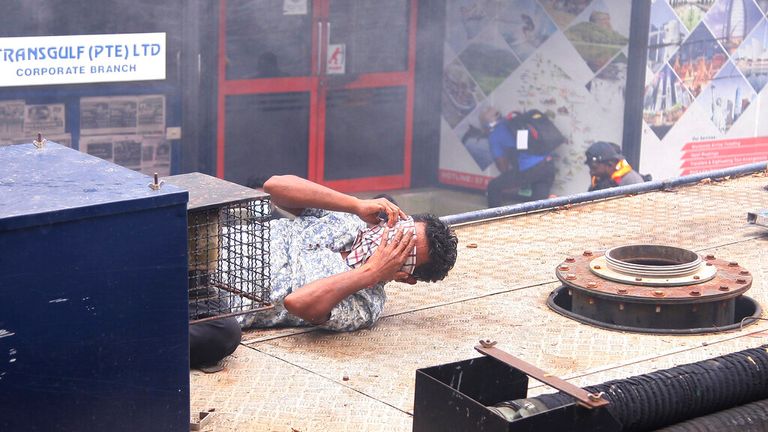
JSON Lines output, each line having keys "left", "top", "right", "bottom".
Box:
{"left": 488, "top": 123, "right": 546, "bottom": 172}
{"left": 238, "top": 208, "right": 386, "bottom": 332}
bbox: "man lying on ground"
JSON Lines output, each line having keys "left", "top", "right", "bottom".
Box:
{"left": 244, "top": 174, "right": 458, "bottom": 330}
{"left": 191, "top": 175, "right": 458, "bottom": 367}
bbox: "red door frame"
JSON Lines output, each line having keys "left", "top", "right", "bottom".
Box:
{"left": 216, "top": 0, "right": 418, "bottom": 192}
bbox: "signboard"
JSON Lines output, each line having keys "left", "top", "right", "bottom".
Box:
{"left": 680, "top": 136, "right": 768, "bottom": 175}
{"left": 640, "top": 0, "right": 768, "bottom": 180}
{"left": 326, "top": 43, "right": 346, "bottom": 75}
{"left": 0, "top": 32, "right": 166, "bottom": 87}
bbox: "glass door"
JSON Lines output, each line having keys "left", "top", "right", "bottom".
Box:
{"left": 317, "top": 0, "right": 416, "bottom": 192}
{"left": 217, "top": 0, "right": 417, "bottom": 191}
{"left": 217, "top": 0, "right": 320, "bottom": 186}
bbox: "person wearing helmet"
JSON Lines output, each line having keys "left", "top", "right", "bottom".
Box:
{"left": 585, "top": 141, "right": 644, "bottom": 191}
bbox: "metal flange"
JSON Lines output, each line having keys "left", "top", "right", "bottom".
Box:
{"left": 551, "top": 247, "right": 756, "bottom": 333}
{"left": 555, "top": 250, "right": 751, "bottom": 304}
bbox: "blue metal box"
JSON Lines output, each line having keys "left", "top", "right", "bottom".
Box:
{"left": 0, "top": 143, "right": 189, "bottom": 431}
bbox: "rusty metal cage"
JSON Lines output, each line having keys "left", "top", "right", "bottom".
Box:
{"left": 165, "top": 172, "right": 272, "bottom": 323}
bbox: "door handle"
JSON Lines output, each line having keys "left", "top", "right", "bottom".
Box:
{"left": 317, "top": 21, "right": 323, "bottom": 75}
{"left": 323, "top": 21, "right": 331, "bottom": 75}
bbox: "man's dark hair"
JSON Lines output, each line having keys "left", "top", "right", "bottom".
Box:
{"left": 411, "top": 213, "right": 458, "bottom": 282}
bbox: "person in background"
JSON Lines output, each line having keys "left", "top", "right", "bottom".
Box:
{"left": 480, "top": 106, "right": 556, "bottom": 208}
{"left": 585, "top": 141, "right": 645, "bottom": 192}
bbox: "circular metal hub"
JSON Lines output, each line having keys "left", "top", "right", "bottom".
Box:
{"left": 551, "top": 246, "right": 757, "bottom": 333}
{"left": 594, "top": 245, "right": 717, "bottom": 286}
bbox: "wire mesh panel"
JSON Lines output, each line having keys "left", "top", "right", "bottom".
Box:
{"left": 165, "top": 172, "right": 272, "bottom": 323}
{"left": 187, "top": 199, "right": 271, "bottom": 322}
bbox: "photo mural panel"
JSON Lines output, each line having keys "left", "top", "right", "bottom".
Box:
{"left": 640, "top": 0, "right": 768, "bottom": 179}
{"left": 439, "top": 0, "right": 632, "bottom": 196}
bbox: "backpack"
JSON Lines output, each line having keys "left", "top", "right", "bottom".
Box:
{"left": 504, "top": 109, "right": 566, "bottom": 155}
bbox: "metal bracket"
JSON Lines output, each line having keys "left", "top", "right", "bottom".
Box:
{"left": 189, "top": 409, "right": 215, "bottom": 431}
{"left": 479, "top": 339, "right": 497, "bottom": 348}
{"left": 475, "top": 340, "right": 609, "bottom": 410}
{"left": 748, "top": 209, "right": 768, "bottom": 228}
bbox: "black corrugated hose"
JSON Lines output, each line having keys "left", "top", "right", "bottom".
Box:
{"left": 502, "top": 345, "right": 768, "bottom": 431}
{"left": 655, "top": 398, "right": 768, "bottom": 431}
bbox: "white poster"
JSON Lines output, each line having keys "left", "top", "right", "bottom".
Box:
{"left": 80, "top": 133, "right": 170, "bottom": 176}
{"left": 0, "top": 32, "right": 166, "bottom": 87}
{"left": 283, "top": 0, "right": 308, "bottom": 15}
{"left": 81, "top": 95, "right": 165, "bottom": 136}
{"left": 80, "top": 135, "right": 115, "bottom": 162}
{"left": 23, "top": 103, "right": 65, "bottom": 135}
{"left": 0, "top": 100, "right": 25, "bottom": 137}
{"left": 327, "top": 44, "right": 346, "bottom": 75}
{"left": 137, "top": 94, "right": 165, "bottom": 134}
{"left": 80, "top": 96, "right": 137, "bottom": 135}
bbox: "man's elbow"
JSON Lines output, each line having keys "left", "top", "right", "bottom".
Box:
{"left": 284, "top": 293, "right": 328, "bottom": 325}
{"left": 262, "top": 175, "right": 287, "bottom": 195}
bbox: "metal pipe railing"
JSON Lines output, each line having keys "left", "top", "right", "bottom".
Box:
{"left": 441, "top": 161, "right": 768, "bottom": 226}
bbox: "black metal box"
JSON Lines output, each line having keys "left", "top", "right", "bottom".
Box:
{"left": 0, "top": 143, "right": 189, "bottom": 431}
{"left": 413, "top": 354, "right": 620, "bottom": 432}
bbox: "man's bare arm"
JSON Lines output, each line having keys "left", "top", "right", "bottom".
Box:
{"left": 263, "top": 174, "right": 406, "bottom": 226}
{"left": 283, "top": 227, "right": 415, "bottom": 324}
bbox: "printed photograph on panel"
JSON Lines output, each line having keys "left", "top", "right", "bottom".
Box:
{"left": 80, "top": 136, "right": 114, "bottom": 161}
{"left": 643, "top": 63, "right": 694, "bottom": 139}
{"left": 732, "top": 18, "right": 768, "bottom": 92}
{"left": 648, "top": 0, "right": 690, "bottom": 73}
{"left": 24, "top": 104, "right": 65, "bottom": 135}
{"left": 141, "top": 135, "right": 170, "bottom": 177}
{"left": 757, "top": 0, "right": 768, "bottom": 14}
{"left": 81, "top": 96, "right": 139, "bottom": 135}
{"left": 563, "top": 0, "right": 629, "bottom": 72}
{"left": 695, "top": 60, "right": 757, "bottom": 134}
{"left": 0, "top": 100, "right": 25, "bottom": 138}
{"left": 538, "top": 0, "right": 593, "bottom": 30}
{"left": 155, "top": 140, "right": 171, "bottom": 163}
{"left": 703, "top": 0, "right": 763, "bottom": 54}
{"left": 113, "top": 137, "right": 143, "bottom": 169}
{"left": 137, "top": 95, "right": 165, "bottom": 134}
{"left": 80, "top": 99, "right": 111, "bottom": 133}
{"left": 493, "top": 0, "right": 557, "bottom": 62}
{"left": 671, "top": 0, "right": 715, "bottom": 31}
{"left": 669, "top": 22, "right": 728, "bottom": 97}
{"left": 587, "top": 53, "right": 628, "bottom": 118}
{"left": 108, "top": 99, "right": 138, "bottom": 130}
{"left": 456, "top": 120, "right": 494, "bottom": 170}
{"left": 442, "top": 58, "right": 486, "bottom": 127}
{"left": 458, "top": 26, "right": 521, "bottom": 95}
{"left": 445, "top": 0, "right": 491, "bottom": 54}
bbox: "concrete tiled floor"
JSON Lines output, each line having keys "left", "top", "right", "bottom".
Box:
{"left": 191, "top": 172, "right": 768, "bottom": 431}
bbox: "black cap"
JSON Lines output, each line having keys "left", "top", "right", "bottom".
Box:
{"left": 585, "top": 141, "right": 622, "bottom": 164}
